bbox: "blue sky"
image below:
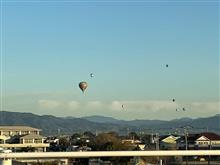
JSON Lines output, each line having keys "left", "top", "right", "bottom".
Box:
{"left": 1, "top": 1, "right": 219, "bottom": 120}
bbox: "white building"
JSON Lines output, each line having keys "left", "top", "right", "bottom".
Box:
{"left": 195, "top": 132, "right": 220, "bottom": 149}
{"left": 0, "top": 126, "right": 49, "bottom": 152}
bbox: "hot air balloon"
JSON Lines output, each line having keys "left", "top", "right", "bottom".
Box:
{"left": 79, "top": 81, "right": 88, "bottom": 93}
{"left": 90, "top": 73, "right": 94, "bottom": 78}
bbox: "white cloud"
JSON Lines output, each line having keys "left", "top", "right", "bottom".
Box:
{"left": 86, "top": 101, "right": 103, "bottom": 110}
{"left": 37, "top": 99, "right": 219, "bottom": 113}
{"left": 110, "top": 101, "right": 123, "bottom": 111}
{"left": 13, "top": 96, "right": 219, "bottom": 119}
{"left": 68, "top": 101, "right": 80, "bottom": 110}
{"left": 191, "top": 101, "right": 220, "bottom": 112}
{"left": 38, "top": 100, "right": 61, "bottom": 109}
{"left": 110, "top": 100, "right": 178, "bottom": 112}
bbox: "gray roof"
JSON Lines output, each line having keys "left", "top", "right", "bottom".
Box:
{"left": 20, "top": 134, "right": 45, "bottom": 139}
{"left": 0, "top": 126, "right": 41, "bottom": 131}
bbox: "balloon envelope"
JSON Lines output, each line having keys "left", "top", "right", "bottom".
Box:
{"left": 79, "top": 82, "right": 88, "bottom": 93}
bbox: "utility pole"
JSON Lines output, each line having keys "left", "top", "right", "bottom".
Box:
{"left": 155, "top": 133, "right": 162, "bottom": 165}
{"left": 184, "top": 128, "right": 188, "bottom": 150}
{"left": 155, "top": 133, "right": 159, "bottom": 151}
{"left": 184, "top": 128, "right": 188, "bottom": 165}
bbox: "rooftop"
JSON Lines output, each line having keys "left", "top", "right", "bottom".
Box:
{"left": 0, "top": 126, "right": 41, "bottom": 131}
{"left": 20, "top": 134, "right": 45, "bottom": 139}
{"left": 199, "top": 132, "right": 220, "bottom": 141}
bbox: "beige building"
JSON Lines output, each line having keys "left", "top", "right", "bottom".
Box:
{"left": 0, "top": 126, "right": 49, "bottom": 152}
{"left": 195, "top": 132, "right": 220, "bottom": 149}
{"left": 0, "top": 126, "right": 40, "bottom": 137}
{"left": 160, "top": 135, "right": 180, "bottom": 150}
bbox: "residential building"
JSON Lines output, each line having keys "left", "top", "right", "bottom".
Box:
{"left": 176, "top": 132, "right": 220, "bottom": 150}
{"left": 0, "top": 126, "right": 40, "bottom": 137}
{"left": 195, "top": 132, "right": 220, "bottom": 149}
{"left": 0, "top": 126, "right": 49, "bottom": 152}
{"left": 159, "top": 135, "right": 180, "bottom": 150}
{"left": 121, "top": 139, "right": 145, "bottom": 150}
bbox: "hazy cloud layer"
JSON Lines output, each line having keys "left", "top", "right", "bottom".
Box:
{"left": 36, "top": 99, "right": 219, "bottom": 120}
{"left": 3, "top": 93, "right": 219, "bottom": 120}
{"left": 38, "top": 100, "right": 179, "bottom": 111}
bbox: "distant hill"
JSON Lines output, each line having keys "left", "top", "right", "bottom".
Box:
{"left": 83, "top": 116, "right": 167, "bottom": 126}
{"left": 82, "top": 115, "right": 220, "bottom": 134}
{"left": 82, "top": 115, "right": 121, "bottom": 124}
{"left": 0, "top": 111, "right": 219, "bottom": 135}
{"left": 0, "top": 111, "right": 132, "bottom": 135}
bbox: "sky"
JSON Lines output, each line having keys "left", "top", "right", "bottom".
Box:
{"left": 0, "top": 0, "right": 219, "bottom": 120}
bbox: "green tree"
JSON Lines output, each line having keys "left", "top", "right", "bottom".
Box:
{"left": 83, "top": 131, "right": 95, "bottom": 138}
{"left": 95, "top": 132, "right": 129, "bottom": 151}
{"left": 59, "top": 137, "right": 69, "bottom": 151}
{"left": 71, "top": 133, "right": 81, "bottom": 139}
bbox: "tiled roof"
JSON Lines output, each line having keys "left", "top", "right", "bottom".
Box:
{"left": 199, "top": 132, "right": 220, "bottom": 141}
{"left": 20, "top": 134, "right": 45, "bottom": 139}
{"left": 0, "top": 126, "right": 41, "bottom": 131}
{"left": 160, "top": 135, "right": 179, "bottom": 141}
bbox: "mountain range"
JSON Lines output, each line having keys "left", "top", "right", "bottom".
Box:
{"left": 0, "top": 111, "right": 219, "bottom": 136}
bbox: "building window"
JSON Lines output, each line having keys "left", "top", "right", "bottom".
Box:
{"left": 35, "top": 139, "right": 42, "bottom": 143}
{"left": 24, "top": 139, "right": 33, "bottom": 143}
{"left": 21, "top": 131, "right": 29, "bottom": 135}
{"left": 30, "top": 131, "right": 38, "bottom": 135}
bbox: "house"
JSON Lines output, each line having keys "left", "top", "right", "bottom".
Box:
{"left": 176, "top": 134, "right": 199, "bottom": 150}
{"left": 0, "top": 126, "right": 49, "bottom": 152}
{"left": 195, "top": 132, "right": 220, "bottom": 149}
{"left": 45, "top": 136, "right": 59, "bottom": 144}
{"left": 20, "top": 134, "right": 46, "bottom": 144}
{"left": 121, "top": 139, "right": 142, "bottom": 145}
{"left": 121, "top": 139, "right": 145, "bottom": 150}
{"left": 0, "top": 126, "right": 40, "bottom": 136}
{"left": 176, "top": 132, "right": 220, "bottom": 150}
{"left": 159, "top": 135, "right": 180, "bottom": 150}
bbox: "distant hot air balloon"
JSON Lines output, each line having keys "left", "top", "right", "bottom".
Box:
{"left": 90, "top": 73, "right": 94, "bottom": 78}
{"left": 166, "top": 64, "right": 168, "bottom": 67}
{"left": 79, "top": 81, "right": 88, "bottom": 93}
